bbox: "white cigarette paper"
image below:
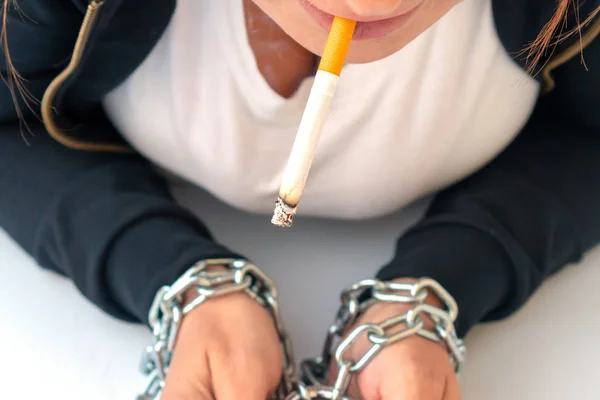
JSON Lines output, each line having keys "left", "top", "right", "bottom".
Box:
{"left": 277, "top": 70, "right": 339, "bottom": 206}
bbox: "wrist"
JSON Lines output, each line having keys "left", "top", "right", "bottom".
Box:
{"left": 364, "top": 278, "right": 444, "bottom": 329}
{"left": 181, "top": 264, "right": 268, "bottom": 326}
{"left": 389, "top": 278, "right": 445, "bottom": 308}
{"left": 360, "top": 278, "right": 464, "bottom": 368}
{"left": 182, "top": 264, "right": 227, "bottom": 304}
{"left": 353, "top": 277, "right": 459, "bottom": 361}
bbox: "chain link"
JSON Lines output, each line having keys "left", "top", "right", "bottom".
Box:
{"left": 136, "top": 267, "right": 465, "bottom": 400}
{"left": 136, "top": 259, "right": 297, "bottom": 400}
{"left": 289, "top": 278, "right": 466, "bottom": 400}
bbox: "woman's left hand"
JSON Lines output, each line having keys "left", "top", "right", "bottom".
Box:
{"left": 328, "top": 285, "right": 462, "bottom": 400}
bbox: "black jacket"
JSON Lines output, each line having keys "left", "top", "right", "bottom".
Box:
{"left": 1, "top": 0, "right": 599, "bottom": 336}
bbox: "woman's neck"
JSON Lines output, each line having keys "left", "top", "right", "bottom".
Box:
{"left": 244, "top": 0, "right": 317, "bottom": 98}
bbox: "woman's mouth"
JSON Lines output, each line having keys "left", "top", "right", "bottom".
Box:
{"left": 298, "top": 0, "right": 423, "bottom": 40}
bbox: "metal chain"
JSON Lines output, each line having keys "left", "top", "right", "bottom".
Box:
{"left": 136, "top": 258, "right": 297, "bottom": 400}
{"left": 287, "top": 278, "right": 467, "bottom": 400}
{"left": 135, "top": 266, "right": 465, "bottom": 400}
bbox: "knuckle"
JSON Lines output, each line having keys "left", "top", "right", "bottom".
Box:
{"left": 233, "top": 350, "right": 281, "bottom": 383}
{"left": 209, "top": 338, "right": 281, "bottom": 387}
{"left": 357, "top": 344, "right": 448, "bottom": 399}
{"left": 207, "top": 333, "right": 233, "bottom": 361}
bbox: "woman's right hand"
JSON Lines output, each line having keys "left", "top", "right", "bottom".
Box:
{"left": 161, "top": 288, "right": 284, "bottom": 400}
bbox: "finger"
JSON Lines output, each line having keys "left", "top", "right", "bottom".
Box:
{"left": 355, "top": 341, "right": 452, "bottom": 400}
{"left": 209, "top": 305, "right": 283, "bottom": 400}
{"left": 442, "top": 373, "right": 461, "bottom": 400}
{"left": 161, "top": 317, "right": 214, "bottom": 400}
{"left": 161, "top": 348, "right": 213, "bottom": 400}
{"left": 211, "top": 346, "right": 278, "bottom": 400}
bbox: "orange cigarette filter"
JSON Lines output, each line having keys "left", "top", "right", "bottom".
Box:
{"left": 318, "top": 17, "right": 357, "bottom": 76}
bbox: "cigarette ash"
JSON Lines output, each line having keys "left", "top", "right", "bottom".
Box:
{"left": 271, "top": 197, "right": 297, "bottom": 228}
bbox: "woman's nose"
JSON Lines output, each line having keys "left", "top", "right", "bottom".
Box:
{"left": 344, "top": 0, "right": 404, "bottom": 17}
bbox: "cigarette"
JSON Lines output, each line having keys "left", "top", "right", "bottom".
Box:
{"left": 271, "top": 16, "right": 356, "bottom": 227}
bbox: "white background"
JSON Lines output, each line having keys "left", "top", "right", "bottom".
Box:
{"left": 1, "top": 182, "right": 599, "bottom": 399}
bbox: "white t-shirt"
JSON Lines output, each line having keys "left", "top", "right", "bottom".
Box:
{"left": 103, "top": 0, "right": 539, "bottom": 220}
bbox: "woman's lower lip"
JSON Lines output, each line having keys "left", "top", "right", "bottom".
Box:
{"left": 298, "top": 0, "right": 422, "bottom": 40}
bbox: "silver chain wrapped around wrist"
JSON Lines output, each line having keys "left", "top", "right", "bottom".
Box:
{"left": 135, "top": 260, "right": 466, "bottom": 400}
{"left": 136, "top": 258, "right": 297, "bottom": 400}
{"left": 286, "top": 278, "right": 466, "bottom": 400}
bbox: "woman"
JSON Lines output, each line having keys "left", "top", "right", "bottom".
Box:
{"left": 1, "top": 0, "right": 599, "bottom": 399}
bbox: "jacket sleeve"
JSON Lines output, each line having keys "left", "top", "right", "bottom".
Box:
{"left": 377, "top": 28, "right": 600, "bottom": 338}
{"left": 0, "top": 5, "right": 242, "bottom": 324}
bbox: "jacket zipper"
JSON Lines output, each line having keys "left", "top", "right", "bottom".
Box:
{"left": 41, "top": 1, "right": 131, "bottom": 153}
{"left": 542, "top": 12, "right": 600, "bottom": 93}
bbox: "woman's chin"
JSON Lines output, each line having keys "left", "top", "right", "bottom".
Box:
{"left": 345, "top": 45, "right": 404, "bottom": 64}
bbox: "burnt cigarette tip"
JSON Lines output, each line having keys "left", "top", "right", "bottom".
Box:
{"left": 271, "top": 197, "right": 297, "bottom": 228}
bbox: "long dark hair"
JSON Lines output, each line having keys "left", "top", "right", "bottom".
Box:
{"left": 2, "top": 0, "right": 37, "bottom": 121}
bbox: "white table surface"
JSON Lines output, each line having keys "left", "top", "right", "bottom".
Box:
{"left": 1, "top": 182, "right": 599, "bottom": 400}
